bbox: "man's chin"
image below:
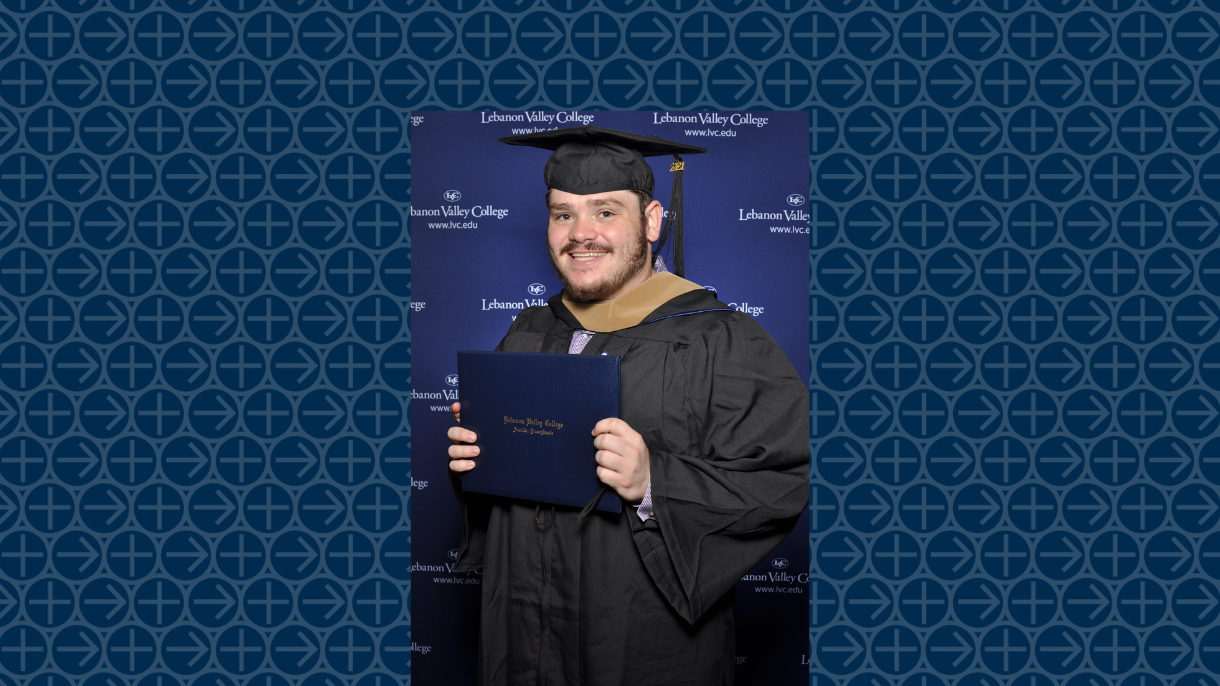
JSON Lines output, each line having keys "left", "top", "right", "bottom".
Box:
{"left": 560, "top": 275, "right": 615, "bottom": 302}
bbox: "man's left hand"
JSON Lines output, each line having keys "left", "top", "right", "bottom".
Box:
{"left": 592, "top": 418, "right": 650, "bottom": 501}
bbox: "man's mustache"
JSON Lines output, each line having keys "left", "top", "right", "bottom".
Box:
{"left": 561, "top": 242, "right": 613, "bottom": 255}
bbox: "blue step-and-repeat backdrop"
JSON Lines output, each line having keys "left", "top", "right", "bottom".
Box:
{"left": 4, "top": 0, "right": 1220, "bottom": 685}
{"left": 409, "top": 109, "right": 810, "bottom": 684}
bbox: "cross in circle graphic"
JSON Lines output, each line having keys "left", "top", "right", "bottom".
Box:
{"left": 218, "top": 627, "right": 262, "bottom": 672}
{"left": 1011, "top": 392, "right": 1054, "bottom": 435}
{"left": 1120, "top": 485, "right": 1163, "bottom": 530}
{"left": 219, "top": 61, "right": 262, "bottom": 106}
{"left": 136, "top": 485, "right": 180, "bottom": 530}
{"left": 1092, "top": 627, "right": 1136, "bottom": 672}
{"left": 329, "top": 533, "right": 372, "bottom": 578}
{"left": 874, "top": 532, "right": 917, "bottom": 578}
{"left": 0, "top": 62, "right": 44, "bottom": 106}
{"left": 984, "top": 437, "right": 1025, "bottom": 483}
{"left": 219, "top": 438, "right": 261, "bottom": 483}
{"left": 136, "top": 297, "right": 180, "bottom": 342}
{"left": 355, "top": 579, "right": 399, "bottom": 624}
{"left": 329, "top": 250, "right": 372, "bottom": 294}
{"left": 247, "top": 13, "right": 289, "bottom": 58}
{"left": 110, "top": 532, "right": 153, "bottom": 578}
{"left": 354, "top": 485, "right": 398, "bottom": 531}
{"left": 1093, "top": 532, "right": 1136, "bottom": 578}
{"left": 902, "top": 485, "right": 944, "bottom": 532}
{"left": 1, "top": 157, "right": 45, "bottom": 201}
{"left": 27, "top": 579, "right": 71, "bottom": 625}
{"left": 546, "top": 61, "right": 589, "bottom": 107}
{"left": 247, "top": 391, "right": 290, "bottom": 437}
{"left": 246, "top": 579, "right": 290, "bottom": 625}
{"left": 656, "top": 60, "right": 699, "bottom": 105}
{"left": 1094, "top": 61, "right": 1136, "bottom": 106}
{"left": 1120, "top": 391, "right": 1163, "bottom": 436}
{"left": 0, "top": 533, "right": 43, "bottom": 577}
{"left": 218, "top": 156, "right": 262, "bottom": 202}
{"left": 328, "top": 627, "right": 372, "bottom": 672}
{"left": 137, "top": 580, "right": 181, "bottom": 625}
{"left": 875, "top": 155, "right": 917, "bottom": 198}
{"left": 27, "top": 391, "right": 71, "bottom": 436}
{"left": 573, "top": 14, "right": 617, "bottom": 59}
{"left": 1119, "top": 580, "right": 1162, "bottom": 625}
{"left": 983, "top": 156, "right": 1026, "bottom": 201}
{"left": 1094, "top": 155, "right": 1137, "bottom": 199}
{"left": 1011, "top": 297, "right": 1054, "bottom": 340}
{"left": 983, "top": 626, "right": 1026, "bottom": 672}
{"left": 112, "top": 61, "right": 153, "bottom": 106}
{"left": 1010, "top": 486, "right": 1054, "bottom": 531}
{"left": 219, "top": 532, "right": 262, "bottom": 578}
{"left": 247, "top": 485, "right": 290, "bottom": 531}
{"left": 1013, "top": 579, "right": 1054, "bottom": 625}
{"left": 984, "top": 532, "right": 1026, "bottom": 578}
{"left": 0, "top": 627, "right": 44, "bottom": 671}
{"left": 875, "top": 626, "right": 917, "bottom": 671}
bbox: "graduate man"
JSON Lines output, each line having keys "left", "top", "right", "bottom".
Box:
{"left": 446, "top": 125, "right": 809, "bottom": 685}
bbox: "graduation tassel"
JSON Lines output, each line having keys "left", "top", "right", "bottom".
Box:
{"left": 653, "top": 155, "right": 685, "bottom": 278}
{"left": 670, "top": 155, "right": 684, "bottom": 278}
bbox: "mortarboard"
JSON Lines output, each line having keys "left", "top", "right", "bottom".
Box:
{"left": 499, "top": 125, "right": 707, "bottom": 278}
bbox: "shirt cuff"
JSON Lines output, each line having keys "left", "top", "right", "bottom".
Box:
{"left": 635, "top": 478, "right": 654, "bottom": 521}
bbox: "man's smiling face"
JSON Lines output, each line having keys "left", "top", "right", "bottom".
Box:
{"left": 546, "top": 188, "right": 662, "bottom": 302}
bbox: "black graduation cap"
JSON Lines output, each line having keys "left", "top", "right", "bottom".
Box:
{"left": 499, "top": 125, "right": 707, "bottom": 278}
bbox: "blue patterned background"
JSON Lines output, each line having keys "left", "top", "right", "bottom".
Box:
{"left": 3, "top": 0, "right": 1220, "bottom": 684}
{"left": 809, "top": 1, "right": 1220, "bottom": 686}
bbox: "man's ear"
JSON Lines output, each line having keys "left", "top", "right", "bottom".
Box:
{"left": 645, "top": 199, "right": 664, "bottom": 243}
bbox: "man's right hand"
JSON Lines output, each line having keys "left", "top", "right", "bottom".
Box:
{"left": 447, "top": 402, "right": 478, "bottom": 472}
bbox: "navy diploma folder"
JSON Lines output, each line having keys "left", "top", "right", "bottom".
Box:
{"left": 456, "top": 350, "right": 623, "bottom": 513}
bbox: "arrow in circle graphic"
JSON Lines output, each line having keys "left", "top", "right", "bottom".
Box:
{"left": 1039, "top": 631, "right": 1082, "bottom": 666}
{"left": 823, "top": 537, "right": 863, "bottom": 572}
{"left": 1040, "top": 538, "right": 1082, "bottom": 572}
{"left": 274, "top": 534, "right": 319, "bottom": 572}
{"left": 929, "top": 535, "right": 973, "bottom": 572}
{"left": 929, "top": 442, "right": 973, "bottom": 478}
{"left": 1066, "top": 583, "right": 1109, "bottom": 620}
{"left": 822, "top": 632, "right": 863, "bottom": 666}
{"left": 960, "top": 584, "right": 1000, "bottom": 619}
{"left": 958, "top": 395, "right": 1000, "bottom": 430}
{"left": 164, "top": 630, "right": 208, "bottom": 667}
{"left": 929, "top": 64, "right": 972, "bottom": 100}
{"left": 164, "top": 536, "right": 208, "bottom": 573}
{"left": 929, "top": 631, "right": 973, "bottom": 667}
{"left": 274, "top": 630, "right": 318, "bottom": 666}
{"left": 193, "top": 585, "right": 235, "bottom": 620}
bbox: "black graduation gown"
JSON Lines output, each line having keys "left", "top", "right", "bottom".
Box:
{"left": 450, "top": 287, "right": 809, "bottom": 686}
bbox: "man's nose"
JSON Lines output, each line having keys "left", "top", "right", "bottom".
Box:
{"left": 567, "top": 214, "right": 597, "bottom": 243}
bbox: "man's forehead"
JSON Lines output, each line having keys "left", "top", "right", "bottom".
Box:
{"left": 548, "top": 189, "right": 634, "bottom": 209}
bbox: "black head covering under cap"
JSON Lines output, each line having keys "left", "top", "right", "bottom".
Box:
{"left": 499, "top": 125, "right": 707, "bottom": 277}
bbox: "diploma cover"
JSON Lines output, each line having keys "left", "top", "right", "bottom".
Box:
{"left": 457, "top": 350, "right": 623, "bottom": 513}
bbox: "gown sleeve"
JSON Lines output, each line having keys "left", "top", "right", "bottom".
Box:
{"left": 628, "top": 315, "right": 809, "bottom": 623}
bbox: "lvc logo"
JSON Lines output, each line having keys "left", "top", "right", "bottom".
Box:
{"left": 448, "top": 549, "right": 459, "bottom": 561}
{"left": 444, "top": 374, "right": 459, "bottom": 386}
{"left": 771, "top": 557, "right": 789, "bottom": 570}
{"left": 527, "top": 283, "right": 546, "bottom": 296}
{"left": 787, "top": 194, "right": 805, "bottom": 206}
{"left": 444, "top": 190, "right": 461, "bottom": 202}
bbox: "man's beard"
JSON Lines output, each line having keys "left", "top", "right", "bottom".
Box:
{"left": 549, "top": 223, "right": 651, "bottom": 302}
